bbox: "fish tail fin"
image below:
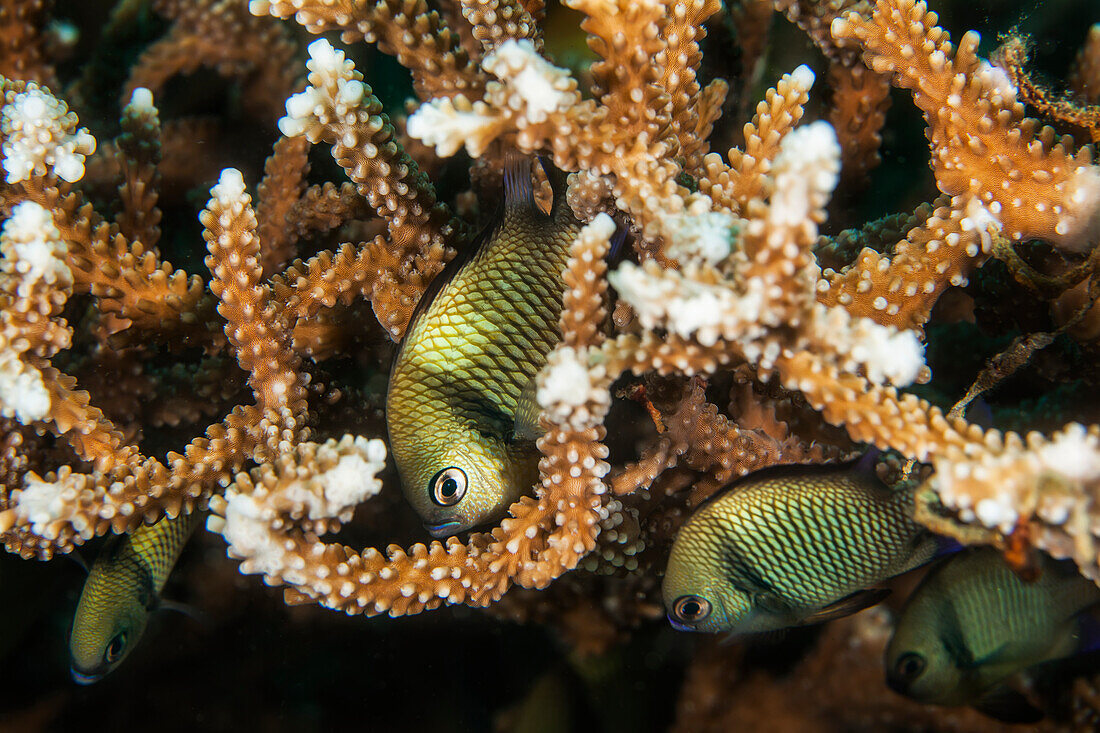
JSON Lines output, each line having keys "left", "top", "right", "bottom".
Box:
{"left": 503, "top": 153, "right": 535, "bottom": 212}
{"left": 1073, "top": 606, "right": 1100, "bottom": 655}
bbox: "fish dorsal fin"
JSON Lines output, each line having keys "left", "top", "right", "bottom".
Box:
{"left": 800, "top": 588, "right": 890, "bottom": 626}
{"left": 537, "top": 156, "right": 570, "bottom": 218}
{"left": 503, "top": 154, "right": 537, "bottom": 213}
{"left": 513, "top": 376, "right": 545, "bottom": 441}
{"left": 399, "top": 157, "right": 543, "bottom": 349}
{"left": 67, "top": 551, "right": 90, "bottom": 575}
{"left": 972, "top": 685, "right": 1044, "bottom": 724}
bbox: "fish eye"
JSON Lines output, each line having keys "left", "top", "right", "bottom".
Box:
{"left": 429, "top": 467, "right": 467, "bottom": 507}
{"left": 672, "top": 595, "right": 712, "bottom": 623}
{"left": 894, "top": 652, "right": 926, "bottom": 682}
{"left": 104, "top": 633, "right": 127, "bottom": 664}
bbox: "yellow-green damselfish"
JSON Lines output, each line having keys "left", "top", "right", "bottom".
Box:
{"left": 886, "top": 547, "right": 1100, "bottom": 722}
{"left": 663, "top": 459, "right": 939, "bottom": 635}
{"left": 70, "top": 511, "right": 199, "bottom": 684}
{"left": 387, "top": 158, "right": 582, "bottom": 537}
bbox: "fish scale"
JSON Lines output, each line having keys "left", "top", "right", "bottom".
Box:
{"left": 933, "top": 550, "right": 1095, "bottom": 666}
{"left": 886, "top": 547, "right": 1100, "bottom": 713}
{"left": 663, "top": 462, "right": 939, "bottom": 634}
{"left": 722, "top": 481, "right": 920, "bottom": 605}
{"left": 388, "top": 160, "right": 582, "bottom": 535}
{"left": 70, "top": 511, "right": 200, "bottom": 682}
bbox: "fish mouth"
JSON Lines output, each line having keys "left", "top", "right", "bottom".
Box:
{"left": 666, "top": 614, "right": 695, "bottom": 632}
{"left": 885, "top": 673, "right": 909, "bottom": 695}
{"left": 70, "top": 665, "right": 104, "bottom": 685}
{"left": 424, "top": 520, "right": 464, "bottom": 538}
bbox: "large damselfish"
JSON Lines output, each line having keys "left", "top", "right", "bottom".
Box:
{"left": 663, "top": 459, "right": 940, "bottom": 635}
{"left": 387, "top": 159, "right": 582, "bottom": 537}
{"left": 70, "top": 511, "right": 200, "bottom": 684}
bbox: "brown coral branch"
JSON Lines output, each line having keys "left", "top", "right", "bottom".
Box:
{"left": 284, "top": 182, "right": 373, "bottom": 243}
{"left": 113, "top": 90, "right": 163, "bottom": 252}
{"left": 459, "top": 0, "right": 541, "bottom": 52}
{"left": 128, "top": 0, "right": 299, "bottom": 122}
{"left": 1070, "top": 24, "right": 1100, "bottom": 104}
{"left": 278, "top": 41, "right": 454, "bottom": 338}
{"left": 993, "top": 34, "right": 1100, "bottom": 144}
{"left": 816, "top": 199, "right": 987, "bottom": 330}
{"left": 834, "top": 0, "right": 1100, "bottom": 250}
{"left": 253, "top": 0, "right": 485, "bottom": 99}
{"left": 201, "top": 169, "right": 309, "bottom": 456}
{"left": 828, "top": 61, "right": 891, "bottom": 187}
{"left": 0, "top": 0, "right": 55, "bottom": 87}
{"left": 701, "top": 66, "right": 813, "bottom": 214}
{"left": 256, "top": 136, "right": 311, "bottom": 278}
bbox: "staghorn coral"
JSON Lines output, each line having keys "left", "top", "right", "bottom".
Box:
{"left": 2, "top": 0, "right": 1100, "bottom": 729}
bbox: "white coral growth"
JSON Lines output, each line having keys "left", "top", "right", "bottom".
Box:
{"left": 929, "top": 424, "right": 1100, "bottom": 581}
{"left": 0, "top": 202, "right": 71, "bottom": 423}
{"left": 279, "top": 39, "right": 369, "bottom": 142}
{"left": 537, "top": 346, "right": 611, "bottom": 431}
{"left": 1, "top": 201, "right": 71, "bottom": 298}
{"left": 408, "top": 39, "right": 578, "bottom": 157}
{"left": 8, "top": 467, "right": 94, "bottom": 540}
{"left": 209, "top": 436, "right": 387, "bottom": 581}
{"left": 1, "top": 85, "right": 95, "bottom": 183}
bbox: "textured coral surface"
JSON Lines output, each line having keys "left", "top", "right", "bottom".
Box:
{"left": 2, "top": 0, "right": 1100, "bottom": 731}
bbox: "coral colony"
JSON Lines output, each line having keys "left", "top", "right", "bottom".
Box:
{"left": 3, "top": 0, "right": 1100, "bottom": 728}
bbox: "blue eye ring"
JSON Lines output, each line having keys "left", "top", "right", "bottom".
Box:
{"left": 672, "top": 595, "right": 711, "bottom": 623}
{"left": 430, "top": 467, "right": 467, "bottom": 506}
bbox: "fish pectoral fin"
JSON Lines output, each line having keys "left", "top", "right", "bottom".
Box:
{"left": 972, "top": 685, "right": 1044, "bottom": 724}
{"left": 753, "top": 591, "right": 792, "bottom": 616}
{"left": 734, "top": 628, "right": 790, "bottom": 646}
{"left": 801, "top": 588, "right": 891, "bottom": 626}
{"left": 512, "top": 377, "right": 545, "bottom": 442}
{"left": 970, "top": 641, "right": 1013, "bottom": 668}
{"left": 158, "top": 599, "right": 207, "bottom": 624}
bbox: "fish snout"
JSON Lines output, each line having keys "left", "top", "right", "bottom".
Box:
{"left": 885, "top": 668, "right": 909, "bottom": 695}
{"left": 424, "top": 520, "right": 464, "bottom": 538}
{"left": 70, "top": 664, "right": 105, "bottom": 685}
{"left": 666, "top": 614, "right": 695, "bottom": 632}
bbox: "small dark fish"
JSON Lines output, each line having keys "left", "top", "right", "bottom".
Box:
{"left": 886, "top": 547, "right": 1100, "bottom": 723}
{"left": 663, "top": 459, "right": 939, "bottom": 635}
{"left": 387, "top": 157, "right": 581, "bottom": 537}
{"left": 69, "top": 511, "right": 200, "bottom": 684}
